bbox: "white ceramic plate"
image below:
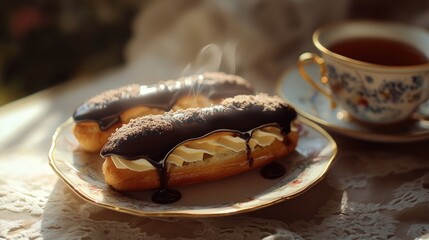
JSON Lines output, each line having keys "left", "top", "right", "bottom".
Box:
{"left": 277, "top": 64, "right": 429, "bottom": 143}
{"left": 49, "top": 118, "right": 337, "bottom": 217}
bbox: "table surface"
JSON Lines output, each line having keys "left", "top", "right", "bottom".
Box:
{"left": 1, "top": 60, "right": 428, "bottom": 239}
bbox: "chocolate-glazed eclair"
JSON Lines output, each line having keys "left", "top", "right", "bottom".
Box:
{"left": 101, "top": 94, "right": 298, "bottom": 204}
{"left": 72, "top": 72, "right": 254, "bottom": 152}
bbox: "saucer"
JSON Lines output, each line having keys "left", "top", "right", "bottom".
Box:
{"left": 276, "top": 64, "right": 429, "bottom": 143}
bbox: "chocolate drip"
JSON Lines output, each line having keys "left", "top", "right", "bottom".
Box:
{"left": 239, "top": 132, "right": 254, "bottom": 167}
{"left": 151, "top": 162, "right": 181, "bottom": 204}
{"left": 152, "top": 189, "right": 181, "bottom": 204}
{"left": 261, "top": 162, "right": 286, "bottom": 179}
{"left": 73, "top": 73, "right": 254, "bottom": 130}
{"left": 101, "top": 94, "right": 297, "bottom": 204}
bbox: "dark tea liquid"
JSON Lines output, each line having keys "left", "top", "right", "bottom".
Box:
{"left": 329, "top": 37, "right": 428, "bottom": 66}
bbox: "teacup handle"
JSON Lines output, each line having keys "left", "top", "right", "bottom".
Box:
{"left": 298, "top": 52, "right": 336, "bottom": 108}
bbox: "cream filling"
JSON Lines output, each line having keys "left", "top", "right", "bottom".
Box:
{"left": 110, "top": 126, "right": 284, "bottom": 172}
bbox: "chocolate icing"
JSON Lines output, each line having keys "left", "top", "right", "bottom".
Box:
{"left": 73, "top": 72, "right": 254, "bottom": 130}
{"left": 102, "top": 94, "right": 297, "bottom": 204}
{"left": 101, "top": 94, "right": 296, "bottom": 160}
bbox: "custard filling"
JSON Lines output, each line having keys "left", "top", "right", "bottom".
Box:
{"left": 111, "top": 126, "right": 284, "bottom": 172}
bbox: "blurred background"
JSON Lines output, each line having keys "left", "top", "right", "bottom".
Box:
{"left": 1, "top": 0, "right": 429, "bottom": 105}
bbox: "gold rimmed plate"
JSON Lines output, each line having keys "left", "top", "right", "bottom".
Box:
{"left": 277, "top": 64, "right": 429, "bottom": 143}
{"left": 49, "top": 117, "right": 337, "bottom": 217}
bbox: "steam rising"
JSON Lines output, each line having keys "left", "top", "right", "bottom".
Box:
{"left": 181, "top": 42, "right": 238, "bottom": 76}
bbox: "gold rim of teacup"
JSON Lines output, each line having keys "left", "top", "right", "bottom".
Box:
{"left": 313, "top": 20, "right": 429, "bottom": 70}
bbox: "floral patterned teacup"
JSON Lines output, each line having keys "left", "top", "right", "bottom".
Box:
{"left": 298, "top": 21, "right": 429, "bottom": 124}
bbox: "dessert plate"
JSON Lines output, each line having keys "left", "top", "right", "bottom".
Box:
{"left": 277, "top": 65, "right": 429, "bottom": 143}
{"left": 49, "top": 118, "right": 337, "bottom": 217}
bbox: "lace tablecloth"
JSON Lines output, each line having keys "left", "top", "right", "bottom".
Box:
{"left": 1, "top": 64, "right": 428, "bottom": 239}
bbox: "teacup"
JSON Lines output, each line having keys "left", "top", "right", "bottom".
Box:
{"left": 298, "top": 21, "right": 429, "bottom": 125}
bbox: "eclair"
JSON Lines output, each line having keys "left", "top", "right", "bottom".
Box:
{"left": 101, "top": 94, "right": 298, "bottom": 204}
{"left": 72, "top": 72, "right": 254, "bottom": 152}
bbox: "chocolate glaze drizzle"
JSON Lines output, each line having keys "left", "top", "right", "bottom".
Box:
{"left": 239, "top": 132, "right": 254, "bottom": 167}
{"left": 73, "top": 73, "right": 254, "bottom": 130}
{"left": 101, "top": 94, "right": 297, "bottom": 204}
{"left": 260, "top": 163, "right": 286, "bottom": 179}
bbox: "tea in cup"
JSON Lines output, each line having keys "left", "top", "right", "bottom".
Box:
{"left": 298, "top": 21, "right": 429, "bottom": 125}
